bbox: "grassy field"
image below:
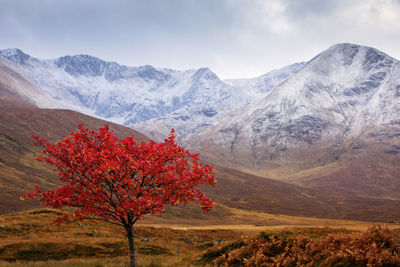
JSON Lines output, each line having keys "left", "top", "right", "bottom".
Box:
{"left": 0, "top": 209, "right": 243, "bottom": 266}
{"left": 139, "top": 203, "right": 397, "bottom": 231}
{"left": 0, "top": 208, "right": 399, "bottom": 266}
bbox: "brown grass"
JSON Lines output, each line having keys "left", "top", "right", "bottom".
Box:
{"left": 1, "top": 209, "right": 399, "bottom": 266}
{"left": 0, "top": 209, "right": 243, "bottom": 266}
{"left": 0, "top": 105, "right": 149, "bottom": 215}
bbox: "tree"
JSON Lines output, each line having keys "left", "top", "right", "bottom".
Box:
{"left": 22, "top": 124, "right": 216, "bottom": 267}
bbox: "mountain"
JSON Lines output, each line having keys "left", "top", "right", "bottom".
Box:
{"left": 0, "top": 58, "right": 376, "bottom": 221}
{"left": 188, "top": 43, "right": 400, "bottom": 199}
{"left": 1, "top": 44, "right": 400, "bottom": 222}
{"left": 133, "top": 63, "right": 307, "bottom": 141}
{"left": 0, "top": 48, "right": 304, "bottom": 141}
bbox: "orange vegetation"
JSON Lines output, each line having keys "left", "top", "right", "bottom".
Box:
{"left": 204, "top": 226, "right": 400, "bottom": 266}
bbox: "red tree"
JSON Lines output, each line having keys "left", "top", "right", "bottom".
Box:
{"left": 23, "top": 124, "right": 216, "bottom": 267}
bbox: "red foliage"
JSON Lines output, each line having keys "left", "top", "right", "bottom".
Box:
{"left": 23, "top": 124, "right": 216, "bottom": 226}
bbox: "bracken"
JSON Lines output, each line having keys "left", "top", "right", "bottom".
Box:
{"left": 219, "top": 226, "right": 400, "bottom": 267}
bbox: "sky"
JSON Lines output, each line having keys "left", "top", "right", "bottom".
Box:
{"left": 1, "top": 0, "right": 400, "bottom": 79}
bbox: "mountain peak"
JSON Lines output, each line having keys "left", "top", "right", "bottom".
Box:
{"left": 135, "top": 65, "right": 170, "bottom": 81}
{"left": 0, "top": 48, "right": 31, "bottom": 65}
{"left": 192, "top": 67, "right": 219, "bottom": 81}
{"left": 327, "top": 43, "right": 394, "bottom": 59}
{"left": 1, "top": 48, "right": 24, "bottom": 56}
{"left": 316, "top": 43, "right": 363, "bottom": 61}
{"left": 55, "top": 54, "right": 105, "bottom": 68}
{"left": 328, "top": 42, "right": 361, "bottom": 50}
{"left": 306, "top": 43, "right": 394, "bottom": 72}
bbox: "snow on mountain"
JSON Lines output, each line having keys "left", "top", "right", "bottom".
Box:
{"left": 0, "top": 48, "right": 301, "bottom": 140}
{"left": 0, "top": 53, "right": 68, "bottom": 109}
{"left": 132, "top": 64, "right": 306, "bottom": 141}
{"left": 4, "top": 43, "right": 396, "bottom": 162}
{"left": 224, "top": 62, "right": 306, "bottom": 99}
{"left": 188, "top": 43, "right": 400, "bottom": 168}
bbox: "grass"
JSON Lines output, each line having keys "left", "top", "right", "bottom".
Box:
{"left": 0, "top": 209, "right": 244, "bottom": 266}
{"left": 0, "top": 209, "right": 398, "bottom": 266}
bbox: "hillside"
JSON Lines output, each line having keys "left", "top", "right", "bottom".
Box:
{"left": 2, "top": 106, "right": 399, "bottom": 221}
{"left": 189, "top": 43, "right": 400, "bottom": 204}
{"left": 0, "top": 105, "right": 150, "bottom": 214}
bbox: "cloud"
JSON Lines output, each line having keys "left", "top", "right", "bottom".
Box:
{"left": 0, "top": 0, "right": 399, "bottom": 79}
{"left": 285, "top": 0, "right": 341, "bottom": 19}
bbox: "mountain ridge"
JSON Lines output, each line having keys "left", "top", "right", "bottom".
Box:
{"left": 0, "top": 47, "right": 304, "bottom": 140}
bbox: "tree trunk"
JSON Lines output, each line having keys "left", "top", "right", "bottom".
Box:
{"left": 126, "top": 226, "right": 136, "bottom": 267}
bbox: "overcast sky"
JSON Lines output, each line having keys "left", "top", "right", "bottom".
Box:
{"left": 1, "top": 0, "right": 400, "bottom": 79}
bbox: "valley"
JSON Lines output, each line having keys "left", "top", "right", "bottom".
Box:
{"left": 0, "top": 43, "right": 399, "bottom": 265}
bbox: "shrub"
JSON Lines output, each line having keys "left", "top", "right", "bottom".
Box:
{"left": 215, "top": 226, "right": 400, "bottom": 266}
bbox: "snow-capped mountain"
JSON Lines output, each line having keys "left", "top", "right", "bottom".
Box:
{"left": 0, "top": 48, "right": 303, "bottom": 140}
{"left": 2, "top": 44, "right": 398, "bottom": 162}
{"left": 188, "top": 43, "right": 400, "bottom": 170}
{"left": 133, "top": 62, "right": 307, "bottom": 141}
{"left": 1, "top": 43, "right": 400, "bottom": 205}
